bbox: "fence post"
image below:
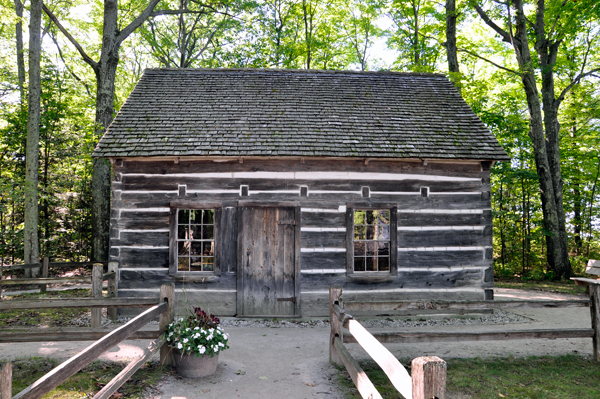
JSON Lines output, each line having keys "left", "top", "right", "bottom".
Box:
{"left": 411, "top": 356, "right": 446, "bottom": 399}
{"left": 40, "top": 257, "right": 49, "bottom": 293}
{"left": 91, "top": 263, "right": 103, "bottom": 328}
{"left": 107, "top": 262, "right": 118, "bottom": 321}
{"left": 159, "top": 283, "right": 175, "bottom": 366}
{"left": 589, "top": 283, "right": 600, "bottom": 361}
{"left": 1, "top": 362, "right": 11, "bottom": 399}
{"left": 329, "top": 286, "right": 343, "bottom": 366}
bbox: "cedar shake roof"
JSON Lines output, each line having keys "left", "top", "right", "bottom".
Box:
{"left": 93, "top": 68, "right": 510, "bottom": 161}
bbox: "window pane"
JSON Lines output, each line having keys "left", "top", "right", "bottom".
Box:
{"left": 203, "top": 257, "right": 214, "bottom": 271}
{"left": 378, "top": 257, "right": 390, "bottom": 271}
{"left": 354, "top": 210, "right": 365, "bottom": 225}
{"left": 178, "top": 209, "right": 189, "bottom": 225}
{"left": 203, "top": 209, "right": 214, "bottom": 224}
{"left": 354, "top": 241, "right": 365, "bottom": 256}
{"left": 366, "top": 256, "right": 375, "bottom": 271}
{"left": 178, "top": 225, "right": 189, "bottom": 240}
{"left": 378, "top": 242, "right": 390, "bottom": 256}
{"left": 190, "top": 257, "right": 203, "bottom": 271}
{"left": 354, "top": 226, "right": 365, "bottom": 240}
{"left": 354, "top": 257, "right": 365, "bottom": 272}
{"left": 202, "top": 241, "right": 214, "bottom": 256}
{"left": 191, "top": 225, "right": 202, "bottom": 240}
{"left": 203, "top": 225, "right": 214, "bottom": 240}
{"left": 190, "top": 210, "right": 202, "bottom": 225}
{"left": 377, "top": 225, "right": 389, "bottom": 240}
{"left": 191, "top": 241, "right": 203, "bottom": 256}
{"left": 378, "top": 211, "right": 390, "bottom": 223}
{"left": 178, "top": 256, "right": 189, "bottom": 271}
{"left": 178, "top": 241, "right": 189, "bottom": 256}
{"left": 365, "top": 241, "right": 376, "bottom": 256}
{"left": 366, "top": 226, "right": 376, "bottom": 240}
{"left": 366, "top": 210, "right": 376, "bottom": 224}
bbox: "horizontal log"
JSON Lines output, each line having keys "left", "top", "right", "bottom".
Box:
{"left": 0, "top": 329, "right": 160, "bottom": 343}
{"left": 301, "top": 211, "right": 345, "bottom": 228}
{"left": 301, "top": 251, "right": 345, "bottom": 270}
{"left": 111, "top": 231, "right": 169, "bottom": 247}
{"left": 398, "top": 229, "right": 491, "bottom": 247}
{"left": 398, "top": 249, "right": 491, "bottom": 267}
{"left": 13, "top": 302, "right": 166, "bottom": 399}
{"left": 398, "top": 211, "right": 491, "bottom": 227}
{"left": 102, "top": 272, "right": 116, "bottom": 281}
{"left": 343, "top": 328, "right": 595, "bottom": 344}
{"left": 301, "top": 231, "right": 345, "bottom": 247}
{"left": 0, "top": 276, "right": 93, "bottom": 285}
{"left": 0, "top": 297, "right": 159, "bottom": 310}
{"left": 1, "top": 262, "right": 108, "bottom": 271}
{"left": 333, "top": 336, "right": 383, "bottom": 399}
{"left": 117, "top": 247, "right": 169, "bottom": 268}
{"left": 343, "top": 299, "right": 591, "bottom": 312}
{"left": 116, "top": 158, "right": 483, "bottom": 178}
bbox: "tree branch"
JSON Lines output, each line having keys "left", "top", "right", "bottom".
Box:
{"left": 457, "top": 47, "right": 521, "bottom": 75}
{"left": 471, "top": 3, "right": 512, "bottom": 44}
{"left": 116, "top": 0, "right": 161, "bottom": 46}
{"left": 48, "top": 31, "right": 92, "bottom": 97}
{"left": 42, "top": 4, "right": 98, "bottom": 71}
{"left": 556, "top": 67, "right": 600, "bottom": 105}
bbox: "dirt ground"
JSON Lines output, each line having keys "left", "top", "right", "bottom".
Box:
{"left": 0, "top": 288, "right": 593, "bottom": 399}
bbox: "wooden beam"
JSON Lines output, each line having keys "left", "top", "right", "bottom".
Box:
{"left": 589, "top": 284, "right": 600, "bottom": 361}
{"left": 40, "top": 257, "right": 49, "bottom": 293}
{"left": 0, "top": 330, "right": 160, "bottom": 343}
{"left": 0, "top": 297, "right": 159, "bottom": 310}
{"left": 343, "top": 299, "right": 590, "bottom": 312}
{"left": 13, "top": 302, "right": 166, "bottom": 399}
{"left": 159, "top": 283, "right": 174, "bottom": 366}
{"left": 107, "top": 263, "right": 118, "bottom": 320}
{"left": 343, "top": 328, "right": 595, "bottom": 344}
{"left": 347, "top": 319, "right": 412, "bottom": 399}
{"left": 334, "top": 337, "right": 382, "bottom": 399}
{"left": 411, "top": 356, "right": 446, "bottom": 399}
{"left": 92, "top": 336, "right": 165, "bottom": 399}
{"left": 0, "top": 276, "right": 93, "bottom": 285}
{"left": 91, "top": 264, "right": 103, "bottom": 328}
{"left": 572, "top": 277, "right": 600, "bottom": 286}
{"left": 329, "top": 286, "right": 343, "bottom": 366}
{"left": 1, "top": 362, "right": 11, "bottom": 399}
{"left": 1, "top": 262, "right": 108, "bottom": 271}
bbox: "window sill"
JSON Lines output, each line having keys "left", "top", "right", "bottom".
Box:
{"left": 171, "top": 272, "right": 220, "bottom": 282}
{"left": 347, "top": 273, "right": 396, "bottom": 283}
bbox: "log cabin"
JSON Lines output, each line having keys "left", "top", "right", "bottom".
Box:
{"left": 93, "top": 68, "right": 510, "bottom": 317}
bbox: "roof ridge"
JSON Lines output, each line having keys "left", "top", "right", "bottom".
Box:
{"left": 143, "top": 67, "right": 448, "bottom": 78}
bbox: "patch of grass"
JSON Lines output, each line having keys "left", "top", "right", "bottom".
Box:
{"left": 494, "top": 278, "right": 586, "bottom": 295}
{"left": 337, "top": 355, "right": 600, "bottom": 399}
{"left": 9, "top": 357, "right": 166, "bottom": 398}
{"left": 0, "top": 289, "right": 92, "bottom": 327}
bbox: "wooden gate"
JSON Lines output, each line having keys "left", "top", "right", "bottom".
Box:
{"left": 237, "top": 205, "right": 300, "bottom": 316}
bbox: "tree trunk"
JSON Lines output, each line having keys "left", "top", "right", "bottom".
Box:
{"left": 91, "top": 0, "right": 121, "bottom": 262}
{"left": 445, "top": 0, "right": 460, "bottom": 75}
{"left": 24, "top": 0, "right": 42, "bottom": 274}
{"left": 512, "top": 1, "right": 567, "bottom": 277}
{"left": 14, "top": 0, "right": 26, "bottom": 102}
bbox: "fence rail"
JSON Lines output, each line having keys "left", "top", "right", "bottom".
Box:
{"left": 329, "top": 286, "right": 445, "bottom": 399}
{"left": 1, "top": 283, "right": 174, "bottom": 399}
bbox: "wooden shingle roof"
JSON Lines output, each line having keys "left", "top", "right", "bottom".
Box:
{"left": 93, "top": 68, "right": 510, "bottom": 161}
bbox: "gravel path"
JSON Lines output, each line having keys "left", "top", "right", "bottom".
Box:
{"left": 0, "top": 288, "right": 593, "bottom": 399}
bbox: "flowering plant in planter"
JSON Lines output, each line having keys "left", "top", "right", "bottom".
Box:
{"left": 165, "top": 307, "right": 229, "bottom": 358}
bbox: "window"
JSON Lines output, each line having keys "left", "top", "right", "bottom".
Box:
{"left": 170, "top": 203, "right": 221, "bottom": 277}
{"left": 177, "top": 209, "right": 215, "bottom": 272}
{"left": 347, "top": 206, "right": 397, "bottom": 276}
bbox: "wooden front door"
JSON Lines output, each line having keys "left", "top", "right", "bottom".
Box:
{"left": 238, "top": 206, "right": 300, "bottom": 316}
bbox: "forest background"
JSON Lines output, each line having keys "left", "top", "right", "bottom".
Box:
{"left": 0, "top": 0, "right": 598, "bottom": 280}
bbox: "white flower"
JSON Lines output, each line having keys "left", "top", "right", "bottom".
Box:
{"left": 194, "top": 333, "right": 200, "bottom": 339}
{"left": 177, "top": 343, "right": 183, "bottom": 349}
{"left": 214, "top": 347, "right": 219, "bottom": 352}
{"left": 194, "top": 326, "right": 199, "bottom": 330}
{"left": 219, "top": 342, "right": 224, "bottom": 347}
{"left": 183, "top": 338, "right": 188, "bottom": 343}
{"left": 186, "top": 328, "right": 191, "bottom": 331}
{"left": 199, "top": 346, "right": 206, "bottom": 354}
{"left": 209, "top": 328, "right": 215, "bottom": 333}
{"left": 224, "top": 333, "right": 229, "bottom": 339}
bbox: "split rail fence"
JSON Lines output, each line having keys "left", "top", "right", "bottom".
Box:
{"left": 1, "top": 260, "right": 117, "bottom": 325}
{"left": 330, "top": 279, "right": 600, "bottom": 399}
{"left": 0, "top": 283, "right": 174, "bottom": 399}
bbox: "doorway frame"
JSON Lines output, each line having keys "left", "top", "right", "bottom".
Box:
{"left": 236, "top": 201, "right": 301, "bottom": 317}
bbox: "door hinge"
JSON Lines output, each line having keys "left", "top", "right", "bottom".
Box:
{"left": 278, "top": 220, "right": 296, "bottom": 225}
{"left": 277, "top": 297, "right": 297, "bottom": 304}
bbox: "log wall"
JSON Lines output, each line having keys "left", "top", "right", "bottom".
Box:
{"left": 111, "top": 158, "right": 493, "bottom": 316}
